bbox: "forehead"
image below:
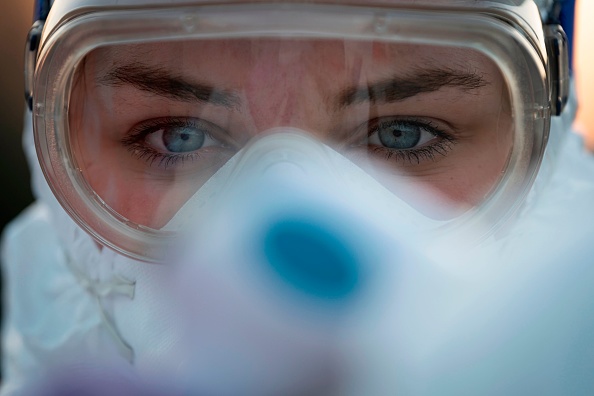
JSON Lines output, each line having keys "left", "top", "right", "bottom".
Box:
{"left": 90, "top": 39, "right": 496, "bottom": 79}
{"left": 80, "top": 38, "right": 504, "bottom": 138}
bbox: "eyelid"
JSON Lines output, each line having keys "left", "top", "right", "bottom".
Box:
{"left": 347, "top": 115, "right": 452, "bottom": 150}
{"left": 366, "top": 116, "right": 453, "bottom": 140}
{"left": 362, "top": 116, "right": 458, "bottom": 165}
{"left": 121, "top": 116, "right": 235, "bottom": 170}
{"left": 125, "top": 116, "right": 236, "bottom": 147}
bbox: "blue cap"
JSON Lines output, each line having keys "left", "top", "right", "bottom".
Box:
{"left": 549, "top": 0, "right": 576, "bottom": 71}
{"left": 33, "top": 0, "right": 53, "bottom": 22}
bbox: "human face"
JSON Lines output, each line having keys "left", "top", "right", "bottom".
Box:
{"left": 69, "top": 38, "right": 513, "bottom": 229}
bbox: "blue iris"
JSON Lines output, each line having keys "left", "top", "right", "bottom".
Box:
{"left": 162, "top": 126, "right": 205, "bottom": 153}
{"left": 378, "top": 121, "right": 421, "bottom": 149}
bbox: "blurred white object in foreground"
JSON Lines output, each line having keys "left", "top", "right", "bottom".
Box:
{"left": 20, "top": 132, "right": 594, "bottom": 396}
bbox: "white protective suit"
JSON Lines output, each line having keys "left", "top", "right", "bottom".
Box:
{"left": 3, "top": 3, "right": 594, "bottom": 394}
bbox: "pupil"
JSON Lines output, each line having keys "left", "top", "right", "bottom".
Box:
{"left": 162, "top": 126, "right": 205, "bottom": 153}
{"left": 378, "top": 122, "right": 421, "bottom": 150}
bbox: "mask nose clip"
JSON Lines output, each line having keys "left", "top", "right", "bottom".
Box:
{"left": 226, "top": 128, "right": 336, "bottom": 180}
{"left": 257, "top": 143, "right": 310, "bottom": 179}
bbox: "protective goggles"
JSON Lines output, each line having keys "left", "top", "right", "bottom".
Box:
{"left": 26, "top": 0, "right": 569, "bottom": 261}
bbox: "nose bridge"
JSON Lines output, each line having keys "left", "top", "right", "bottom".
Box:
{"left": 241, "top": 41, "right": 337, "bottom": 137}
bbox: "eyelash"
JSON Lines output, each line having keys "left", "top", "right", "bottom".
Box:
{"left": 366, "top": 117, "right": 456, "bottom": 164}
{"left": 121, "top": 117, "right": 213, "bottom": 169}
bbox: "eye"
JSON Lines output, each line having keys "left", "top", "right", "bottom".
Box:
{"left": 354, "top": 116, "right": 456, "bottom": 165}
{"left": 145, "top": 119, "right": 218, "bottom": 153}
{"left": 122, "top": 117, "right": 234, "bottom": 169}
{"left": 368, "top": 118, "right": 438, "bottom": 150}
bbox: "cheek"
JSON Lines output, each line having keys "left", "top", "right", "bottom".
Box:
{"left": 75, "top": 124, "right": 197, "bottom": 229}
{"left": 422, "top": 133, "right": 513, "bottom": 214}
{"left": 113, "top": 184, "right": 185, "bottom": 229}
{"left": 376, "top": 174, "right": 476, "bottom": 220}
{"left": 386, "top": 167, "right": 502, "bottom": 220}
{"left": 357, "top": 133, "right": 512, "bottom": 219}
{"left": 87, "top": 173, "right": 201, "bottom": 229}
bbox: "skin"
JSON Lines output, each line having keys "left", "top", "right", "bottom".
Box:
{"left": 70, "top": 38, "right": 513, "bottom": 228}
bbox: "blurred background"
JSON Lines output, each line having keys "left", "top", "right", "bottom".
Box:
{"left": 573, "top": 0, "right": 594, "bottom": 147}
{"left": 0, "top": 1, "right": 35, "bottom": 237}
{"left": 0, "top": 0, "right": 592, "bottom": 235}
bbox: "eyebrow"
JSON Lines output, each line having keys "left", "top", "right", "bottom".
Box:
{"left": 98, "top": 63, "right": 240, "bottom": 109}
{"left": 338, "top": 67, "right": 488, "bottom": 108}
